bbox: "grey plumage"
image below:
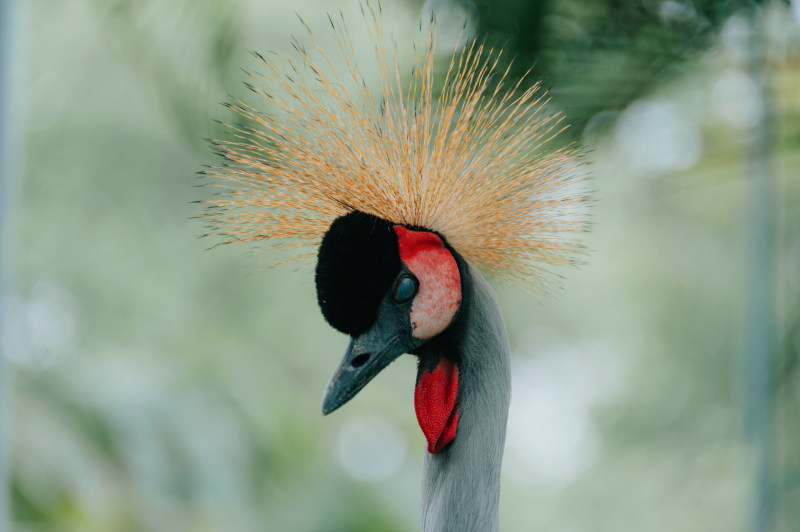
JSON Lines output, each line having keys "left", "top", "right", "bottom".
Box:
{"left": 418, "top": 265, "right": 511, "bottom": 532}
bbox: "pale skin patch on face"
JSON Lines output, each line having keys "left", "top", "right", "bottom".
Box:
{"left": 394, "top": 226, "right": 461, "bottom": 340}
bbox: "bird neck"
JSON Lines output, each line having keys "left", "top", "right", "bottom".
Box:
{"left": 417, "top": 265, "right": 511, "bottom": 532}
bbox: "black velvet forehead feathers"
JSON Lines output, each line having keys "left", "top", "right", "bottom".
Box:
{"left": 315, "top": 211, "right": 402, "bottom": 336}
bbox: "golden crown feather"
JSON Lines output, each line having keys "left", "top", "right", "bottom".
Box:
{"left": 202, "top": 6, "right": 589, "bottom": 288}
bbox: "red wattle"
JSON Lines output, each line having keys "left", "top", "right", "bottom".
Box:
{"left": 414, "top": 357, "right": 459, "bottom": 454}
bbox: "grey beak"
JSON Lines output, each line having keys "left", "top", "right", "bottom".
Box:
{"left": 321, "top": 299, "right": 420, "bottom": 415}
{"left": 321, "top": 335, "right": 403, "bottom": 415}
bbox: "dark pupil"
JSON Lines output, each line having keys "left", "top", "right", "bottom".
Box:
{"left": 394, "top": 276, "right": 416, "bottom": 303}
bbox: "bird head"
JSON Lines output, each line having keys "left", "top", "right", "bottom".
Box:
{"left": 204, "top": 9, "right": 589, "bottom": 455}
{"left": 317, "top": 211, "right": 462, "bottom": 418}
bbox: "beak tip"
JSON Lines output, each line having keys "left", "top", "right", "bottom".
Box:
{"left": 321, "top": 391, "right": 338, "bottom": 416}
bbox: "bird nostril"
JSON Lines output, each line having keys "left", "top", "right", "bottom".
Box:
{"left": 351, "top": 353, "right": 371, "bottom": 368}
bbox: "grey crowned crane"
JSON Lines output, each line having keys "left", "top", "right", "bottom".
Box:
{"left": 203, "top": 9, "right": 588, "bottom": 532}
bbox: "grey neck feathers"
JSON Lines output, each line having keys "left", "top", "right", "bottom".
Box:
{"left": 417, "top": 265, "right": 511, "bottom": 532}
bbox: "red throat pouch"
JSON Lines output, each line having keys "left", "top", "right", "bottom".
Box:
{"left": 414, "top": 357, "right": 459, "bottom": 454}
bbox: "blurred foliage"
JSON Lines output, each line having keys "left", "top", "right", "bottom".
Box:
{"left": 4, "top": 0, "right": 800, "bottom": 531}
{"left": 473, "top": 0, "right": 755, "bottom": 126}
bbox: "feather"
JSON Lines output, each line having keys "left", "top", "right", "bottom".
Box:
{"left": 203, "top": 5, "right": 589, "bottom": 289}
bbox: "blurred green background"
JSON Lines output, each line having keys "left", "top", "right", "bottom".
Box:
{"left": 1, "top": 0, "right": 799, "bottom": 531}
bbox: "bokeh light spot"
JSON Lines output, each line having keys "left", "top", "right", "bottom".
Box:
{"left": 335, "top": 415, "right": 407, "bottom": 482}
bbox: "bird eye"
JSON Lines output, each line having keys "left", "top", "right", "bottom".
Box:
{"left": 393, "top": 275, "right": 417, "bottom": 303}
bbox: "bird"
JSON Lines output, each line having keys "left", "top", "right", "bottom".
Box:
{"left": 202, "top": 7, "right": 588, "bottom": 531}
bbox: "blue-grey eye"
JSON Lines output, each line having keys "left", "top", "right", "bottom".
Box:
{"left": 393, "top": 275, "right": 417, "bottom": 303}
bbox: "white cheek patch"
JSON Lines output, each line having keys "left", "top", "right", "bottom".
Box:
{"left": 394, "top": 226, "right": 461, "bottom": 340}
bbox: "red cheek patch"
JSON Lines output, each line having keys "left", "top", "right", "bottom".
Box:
{"left": 393, "top": 226, "right": 461, "bottom": 340}
{"left": 414, "top": 357, "right": 459, "bottom": 454}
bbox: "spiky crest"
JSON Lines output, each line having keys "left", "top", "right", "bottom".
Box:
{"left": 202, "top": 5, "right": 588, "bottom": 288}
